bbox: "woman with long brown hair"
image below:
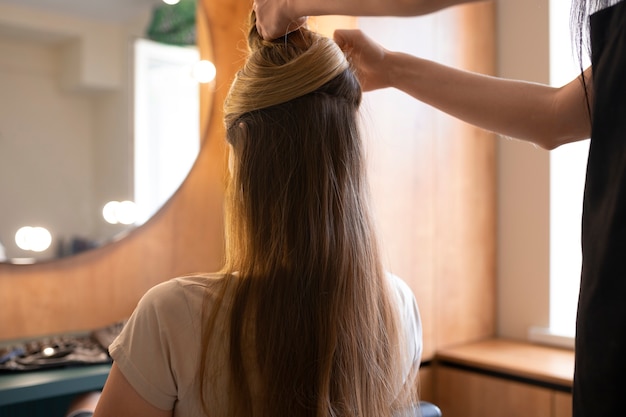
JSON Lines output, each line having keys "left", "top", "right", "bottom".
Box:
{"left": 92, "top": 12, "right": 422, "bottom": 417}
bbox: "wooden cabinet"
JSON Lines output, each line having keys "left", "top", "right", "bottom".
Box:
{"left": 432, "top": 340, "right": 574, "bottom": 417}
{"left": 435, "top": 367, "right": 570, "bottom": 417}
{"left": 554, "top": 391, "right": 573, "bottom": 417}
{"left": 418, "top": 365, "right": 436, "bottom": 403}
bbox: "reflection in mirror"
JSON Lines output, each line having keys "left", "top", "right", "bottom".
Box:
{"left": 134, "top": 38, "right": 204, "bottom": 224}
{"left": 0, "top": 0, "right": 213, "bottom": 263}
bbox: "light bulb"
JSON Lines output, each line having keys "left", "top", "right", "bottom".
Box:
{"left": 15, "top": 226, "right": 52, "bottom": 252}
{"left": 103, "top": 201, "right": 121, "bottom": 224}
{"left": 192, "top": 60, "right": 216, "bottom": 84}
{"left": 103, "top": 200, "right": 138, "bottom": 225}
{"left": 117, "top": 201, "right": 139, "bottom": 225}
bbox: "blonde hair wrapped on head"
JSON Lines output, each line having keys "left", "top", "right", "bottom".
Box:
{"left": 224, "top": 14, "right": 349, "bottom": 127}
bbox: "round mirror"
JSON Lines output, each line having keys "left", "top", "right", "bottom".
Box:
{"left": 0, "top": 0, "right": 212, "bottom": 263}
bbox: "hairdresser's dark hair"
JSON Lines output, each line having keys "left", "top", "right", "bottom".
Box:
{"left": 571, "top": 0, "right": 618, "bottom": 60}
{"left": 198, "top": 12, "right": 416, "bottom": 417}
{"left": 571, "top": 0, "right": 615, "bottom": 118}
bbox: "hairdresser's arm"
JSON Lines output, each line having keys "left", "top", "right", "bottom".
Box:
{"left": 254, "top": 0, "right": 481, "bottom": 39}
{"left": 92, "top": 363, "right": 172, "bottom": 417}
{"left": 335, "top": 29, "right": 592, "bottom": 150}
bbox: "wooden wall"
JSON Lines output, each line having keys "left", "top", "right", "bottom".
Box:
{"left": 0, "top": 0, "right": 496, "bottom": 373}
{"left": 363, "top": 2, "right": 496, "bottom": 360}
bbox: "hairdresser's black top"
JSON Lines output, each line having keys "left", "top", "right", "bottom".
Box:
{"left": 575, "top": 1, "right": 626, "bottom": 416}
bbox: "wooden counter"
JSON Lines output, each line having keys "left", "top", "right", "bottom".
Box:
{"left": 436, "top": 338, "right": 574, "bottom": 388}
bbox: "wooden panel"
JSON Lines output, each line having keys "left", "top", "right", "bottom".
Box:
{"left": 436, "top": 367, "right": 552, "bottom": 417}
{"left": 363, "top": 1, "right": 496, "bottom": 360}
{"left": 433, "top": 1, "right": 497, "bottom": 350}
{"left": 553, "top": 391, "right": 572, "bottom": 417}
{"left": 418, "top": 365, "right": 435, "bottom": 403}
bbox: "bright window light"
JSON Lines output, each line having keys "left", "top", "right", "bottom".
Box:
{"left": 133, "top": 39, "right": 201, "bottom": 224}
{"left": 548, "top": 0, "right": 591, "bottom": 338}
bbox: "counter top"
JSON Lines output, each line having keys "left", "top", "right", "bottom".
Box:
{"left": 0, "top": 364, "right": 110, "bottom": 406}
{"left": 436, "top": 338, "right": 575, "bottom": 388}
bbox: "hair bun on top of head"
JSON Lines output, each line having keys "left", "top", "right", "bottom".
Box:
{"left": 224, "top": 11, "right": 350, "bottom": 127}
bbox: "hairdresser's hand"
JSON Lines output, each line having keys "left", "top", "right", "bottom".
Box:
{"left": 254, "top": 0, "right": 307, "bottom": 40}
{"left": 333, "top": 29, "right": 391, "bottom": 92}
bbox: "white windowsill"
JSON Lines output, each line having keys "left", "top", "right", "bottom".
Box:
{"left": 528, "top": 326, "right": 575, "bottom": 350}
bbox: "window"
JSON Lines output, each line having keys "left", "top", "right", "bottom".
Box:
{"left": 542, "top": 0, "right": 590, "bottom": 342}
{"left": 133, "top": 38, "right": 201, "bottom": 224}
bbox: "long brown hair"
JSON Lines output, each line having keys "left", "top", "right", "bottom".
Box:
{"left": 200, "top": 13, "right": 414, "bottom": 417}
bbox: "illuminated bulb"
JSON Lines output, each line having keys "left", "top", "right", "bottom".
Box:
{"left": 162, "top": 0, "right": 180, "bottom": 4}
{"left": 15, "top": 227, "right": 33, "bottom": 250}
{"left": 192, "top": 60, "right": 216, "bottom": 84}
{"left": 117, "top": 201, "right": 139, "bottom": 225}
{"left": 42, "top": 347, "right": 55, "bottom": 357}
{"left": 103, "top": 201, "right": 120, "bottom": 224}
{"left": 103, "top": 200, "right": 138, "bottom": 225}
{"left": 30, "top": 227, "right": 52, "bottom": 252}
{"left": 15, "top": 226, "right": 52, "bottom": 252}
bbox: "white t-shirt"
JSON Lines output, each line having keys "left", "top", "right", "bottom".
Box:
{"left": 109, "top": 272, "right": 422, "bottom": 416}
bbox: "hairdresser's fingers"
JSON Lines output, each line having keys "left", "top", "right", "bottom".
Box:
{"left": 334, "top": 29, "right": 384, "bottom": 60}
{"left": 334, "top": 29, "right": 390, "bottom": 92}
{"left": 257, "top": 16, "right": 307, "bottom": 40}
{"left": 333, "top": 29, "right": 354, "bottom": 52}
{"left": 254, "top": 0, "right": 307, "bottom": 39}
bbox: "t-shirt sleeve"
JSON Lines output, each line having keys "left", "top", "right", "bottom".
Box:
{"left": 388, "top": 273, "right": 423, "bottom": 374}
{"left": 108, "top": 279, "right": 197, "bottom": 411}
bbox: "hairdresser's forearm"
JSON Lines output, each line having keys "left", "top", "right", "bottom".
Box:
{"left": 291, "top": 0, "right": 481, "bottom": 18}
{"left": 386, "top": 51, "right": 590, "bottom": 149}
